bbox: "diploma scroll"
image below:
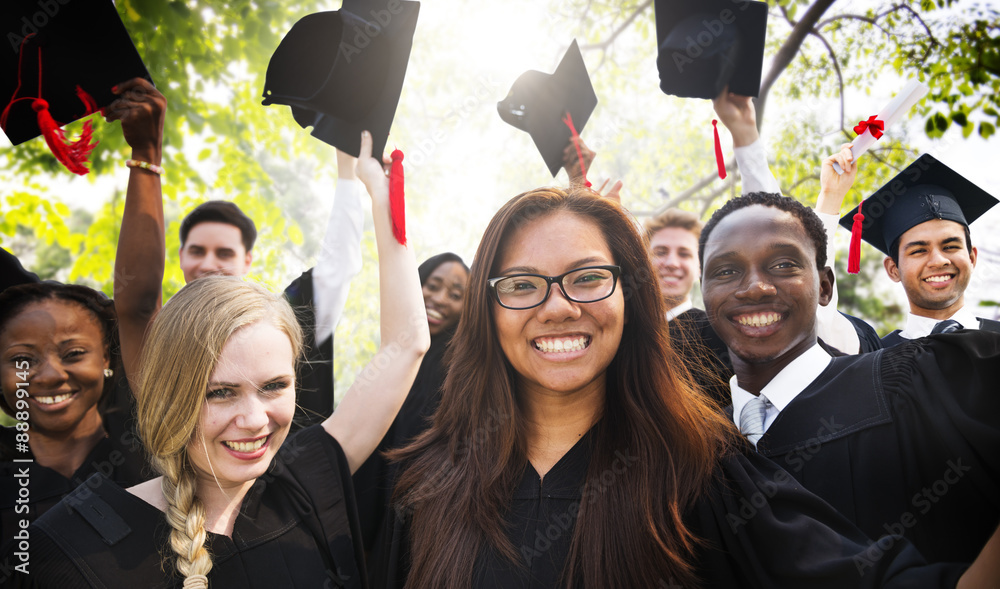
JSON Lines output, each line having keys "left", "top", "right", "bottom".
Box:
{"left": 833, "top": 79, "right": 930, "bottom": 175}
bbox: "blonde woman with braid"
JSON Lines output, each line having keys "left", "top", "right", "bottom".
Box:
{"left": 8, "top": 131, "right": 429, "bottom": 589}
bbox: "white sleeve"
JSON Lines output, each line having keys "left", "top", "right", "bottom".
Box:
{"left": 814, "top": 211, "right": 861, "bottom": 354}
{"left": 733, "top": 140, "right": 781, "bottom": 195}
{"left": 311, "top": 178, "right": 365, "bottom": 345}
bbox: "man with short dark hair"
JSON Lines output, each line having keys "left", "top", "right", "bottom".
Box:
{"left": 837, "top": 154, "right": 1000, "bottom": 346}
{"left": 177, "top": 200, "right": 258, "bottom": 281}
{"left": 700, "top": 189, "right": 1000, "bottom": 567}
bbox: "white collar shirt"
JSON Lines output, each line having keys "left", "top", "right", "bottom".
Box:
{"left": 730, "top": 343, "right": 834, "bottom": 445}
{"left": 665, "top": 299, "right": 693, "bottom": 322}
{"left": 898, "top": 306, "right": 981, "bottom": 340}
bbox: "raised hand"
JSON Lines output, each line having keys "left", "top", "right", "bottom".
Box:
{"left": 103, "top": 77, "right": 166, "bottom": 163}
{"left": 816, "top": 143, "right": 857, "bottom": 215}
{"left": 712, "top": 88, "right": 758, "bottom": 148}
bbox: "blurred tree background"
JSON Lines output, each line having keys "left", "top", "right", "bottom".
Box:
{"left": 2, "top": 0, "right": 998, "bottom": 397}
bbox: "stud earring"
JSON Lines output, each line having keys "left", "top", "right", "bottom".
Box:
{"left": 104, "top": 368, "right": 114, "bottom": 378}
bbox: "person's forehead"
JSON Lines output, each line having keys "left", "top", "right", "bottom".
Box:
{"left": 898, "top": 218, "right": 967, "bottom": 244}
{"left": 499, "top": 211, "right": 612, "bottom": 271}
{"left": 185, "top": 221, "right": 245, "bottom": 249}
{"left": 3, "top": 300, "right": 104, "bottom": 341}
{"left": 650, "top": 226, "right": 699, "bottom": 248}
{"left": 706, "top": 206, "right": 813, "bottom": 258}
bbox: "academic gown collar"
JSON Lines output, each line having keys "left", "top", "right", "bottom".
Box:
{"left": 755, "top": 351, "right": 894, "bottom": 456}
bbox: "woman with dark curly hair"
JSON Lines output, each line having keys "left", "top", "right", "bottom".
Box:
{"left": 375, "top": 186, "right": 994, "bottom": 588}
{"left": 0, "top": 282, "right": 147, "bottom": 550}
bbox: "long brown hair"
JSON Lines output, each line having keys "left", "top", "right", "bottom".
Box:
{"left": 392, "top": 188, "right": 738, "bottom": 588}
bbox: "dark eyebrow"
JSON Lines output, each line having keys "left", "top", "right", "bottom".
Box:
{"left": 707, "top": 243, "right": 803, "bottom": 263}
{"left": 902, "top": 239, "right": 930, "bottom": 250}
{"left": 498, "top": 257, "right": 606, "bottom": 276}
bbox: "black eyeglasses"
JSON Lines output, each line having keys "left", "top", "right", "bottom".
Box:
{"left": 487, "top": 265, "right": 622, "bottom": 310}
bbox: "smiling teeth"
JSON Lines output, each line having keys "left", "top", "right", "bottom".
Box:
{"left": 34, "top": 393, "right": 73, "bottom": 405}
{"left": 224, "top": 437, "right": 267, "bottom": 453}
{"left": 924, "top": 275, "right": 952, "bottom": 283}
{"left": 737, "top": 313, "right": 781, "bottom": 327}
{"left": 535, "top": 336, "right": 589, "bottom": 353}
{"left": 427, "top": 309, "right": 444, "bottom": 320}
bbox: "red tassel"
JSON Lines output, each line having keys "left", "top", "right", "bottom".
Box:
{"left": 562, "top": 112, "right": 592, "bottom": 188}
{"left": 389, "top": 149, "right": 406, "bottom": 246}
{"left": 33, "top": 98, "right": 96, "bottom": 176}
{"left": 0, "top": 37, "right": 98, "bottom": 175}
{"left": 847, "top": 200, "right": 865, "bottom": 274}
{"left": 712, "top": 120, "right": 727, "bottom": 180}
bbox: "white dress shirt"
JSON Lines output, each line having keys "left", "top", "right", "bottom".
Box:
{"left": 730, "top": 343, "right": 834, "bottom": 446}
{"left": 734, "top": 142, "right": 862, "bottom": 355}
{"left": 666, "top": 299, "right": 693, "bottom": 322}
{"left": 898, "top": 306, "right": 981, "bottom": 340}
{"left": 310, "top": 178, "right": 365, "bottom": 345}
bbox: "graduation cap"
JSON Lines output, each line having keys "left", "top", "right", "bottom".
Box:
{"left": 654, "top": 0, "right": 768, "bottom": 99}
{"left": 0, "top": 0, "right": 152, "bottom": 174}
{"left": 838, "top": 154, "right": 999, "bottom": 270}
{"left": 497, "top": 40, "right": 598, "bottom": 178}
{"left": 1, "top": 247, "right": 40, "bottom": 293}
{"left": 261, "top": 1, "right": 420, "bottom": 159}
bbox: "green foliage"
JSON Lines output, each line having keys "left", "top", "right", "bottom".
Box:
{"left": 2, "top": 0, "right": 997, "bottom": 396}
{"left": 898, "top": 9, "right": 1000, "bottom": 142}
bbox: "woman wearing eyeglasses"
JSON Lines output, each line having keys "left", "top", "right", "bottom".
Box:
{"left": 372, "top": 187, "right": 994, "bottom": 589}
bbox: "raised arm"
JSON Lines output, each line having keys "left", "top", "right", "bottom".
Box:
{"left": 322, "top": 131, "right": 430, "bottom": 473}
{"left": 712, "top": 88, "right": 781, "bottom": 195}
{"left": 310, "top": 148, "right": 365, "bottom": 345}
{"left": 104, "top": 78, "right": 167, "bottom": 385}
{"left": 812, "top": 145, "right": 867, "bottom": 353}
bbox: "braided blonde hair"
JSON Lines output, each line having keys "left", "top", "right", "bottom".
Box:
{"left": 135, "top": 277, "right": 302, "bottom": 586}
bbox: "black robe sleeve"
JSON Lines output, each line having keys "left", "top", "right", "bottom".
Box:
{"left": 284, "top": 269, "right": 336, "bottom": 430}
{"left": 689, "top": 450, "right": 966, "bottom": 588}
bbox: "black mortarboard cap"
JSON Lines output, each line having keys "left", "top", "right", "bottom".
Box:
{"left": 497, "top": 40, "right": 598, "bottom": 177}
{"left": 1, "top": 247, "right": 40, "bottom": 292}
{"left": 0, "top": 0, "right": 151, "bottom": 146}
{"left": 839, "top": 154, "right": 999, "bottom": 256}
{"left": 654, "top": 0, "right": 768, "bottom": 99}
{"left": 261, "top": 1, "right": 420, "bottom": 159}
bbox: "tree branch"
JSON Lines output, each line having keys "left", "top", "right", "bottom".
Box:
{"left": 809, "top": 29, "right": 845, "bottom": 132}
{"left": 756, "top": 0, "right": 840, "bottom": 127}
{"left": 817, "top": 13, "right": 888, "bottom": 37}
{"left": 578, "top": 0, "right": 654, "bottom": 52}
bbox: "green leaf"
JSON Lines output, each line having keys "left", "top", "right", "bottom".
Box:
{"left": 979, "top": 122, "right": 996, "bottom": 139}
{"left": 934, "top": 113, "right": 950, "bottom": 132}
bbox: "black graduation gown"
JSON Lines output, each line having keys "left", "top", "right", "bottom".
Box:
{"left": 3, "top": 426, "right": 366, "bottom": 589}
{"left": 881, "top": 317, "right": 1000, "bottom": 347}
{"left": 284, "top": 268, "right": 336, "bottom": 430}
{"left": 841, "top": 310, "right": 883, "bottom": 352}
{"left": 0, "top": 379, "right": 149, "bottom": 554}
{"left": 755, "top": 331, "right": 1000, "bottom": 564}
{"left": 669, "top": 308, "right": 733, "bottom": 408}
{"left": 373, "top": 432, "right": 965, "bottom": 589}
{"left": 354, "top": 330, "right": 453, "bottom": 556}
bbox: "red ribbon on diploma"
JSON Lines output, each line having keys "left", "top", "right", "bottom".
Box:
{"left": 853, "top": 115, "right": 885, "bottom": 139}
